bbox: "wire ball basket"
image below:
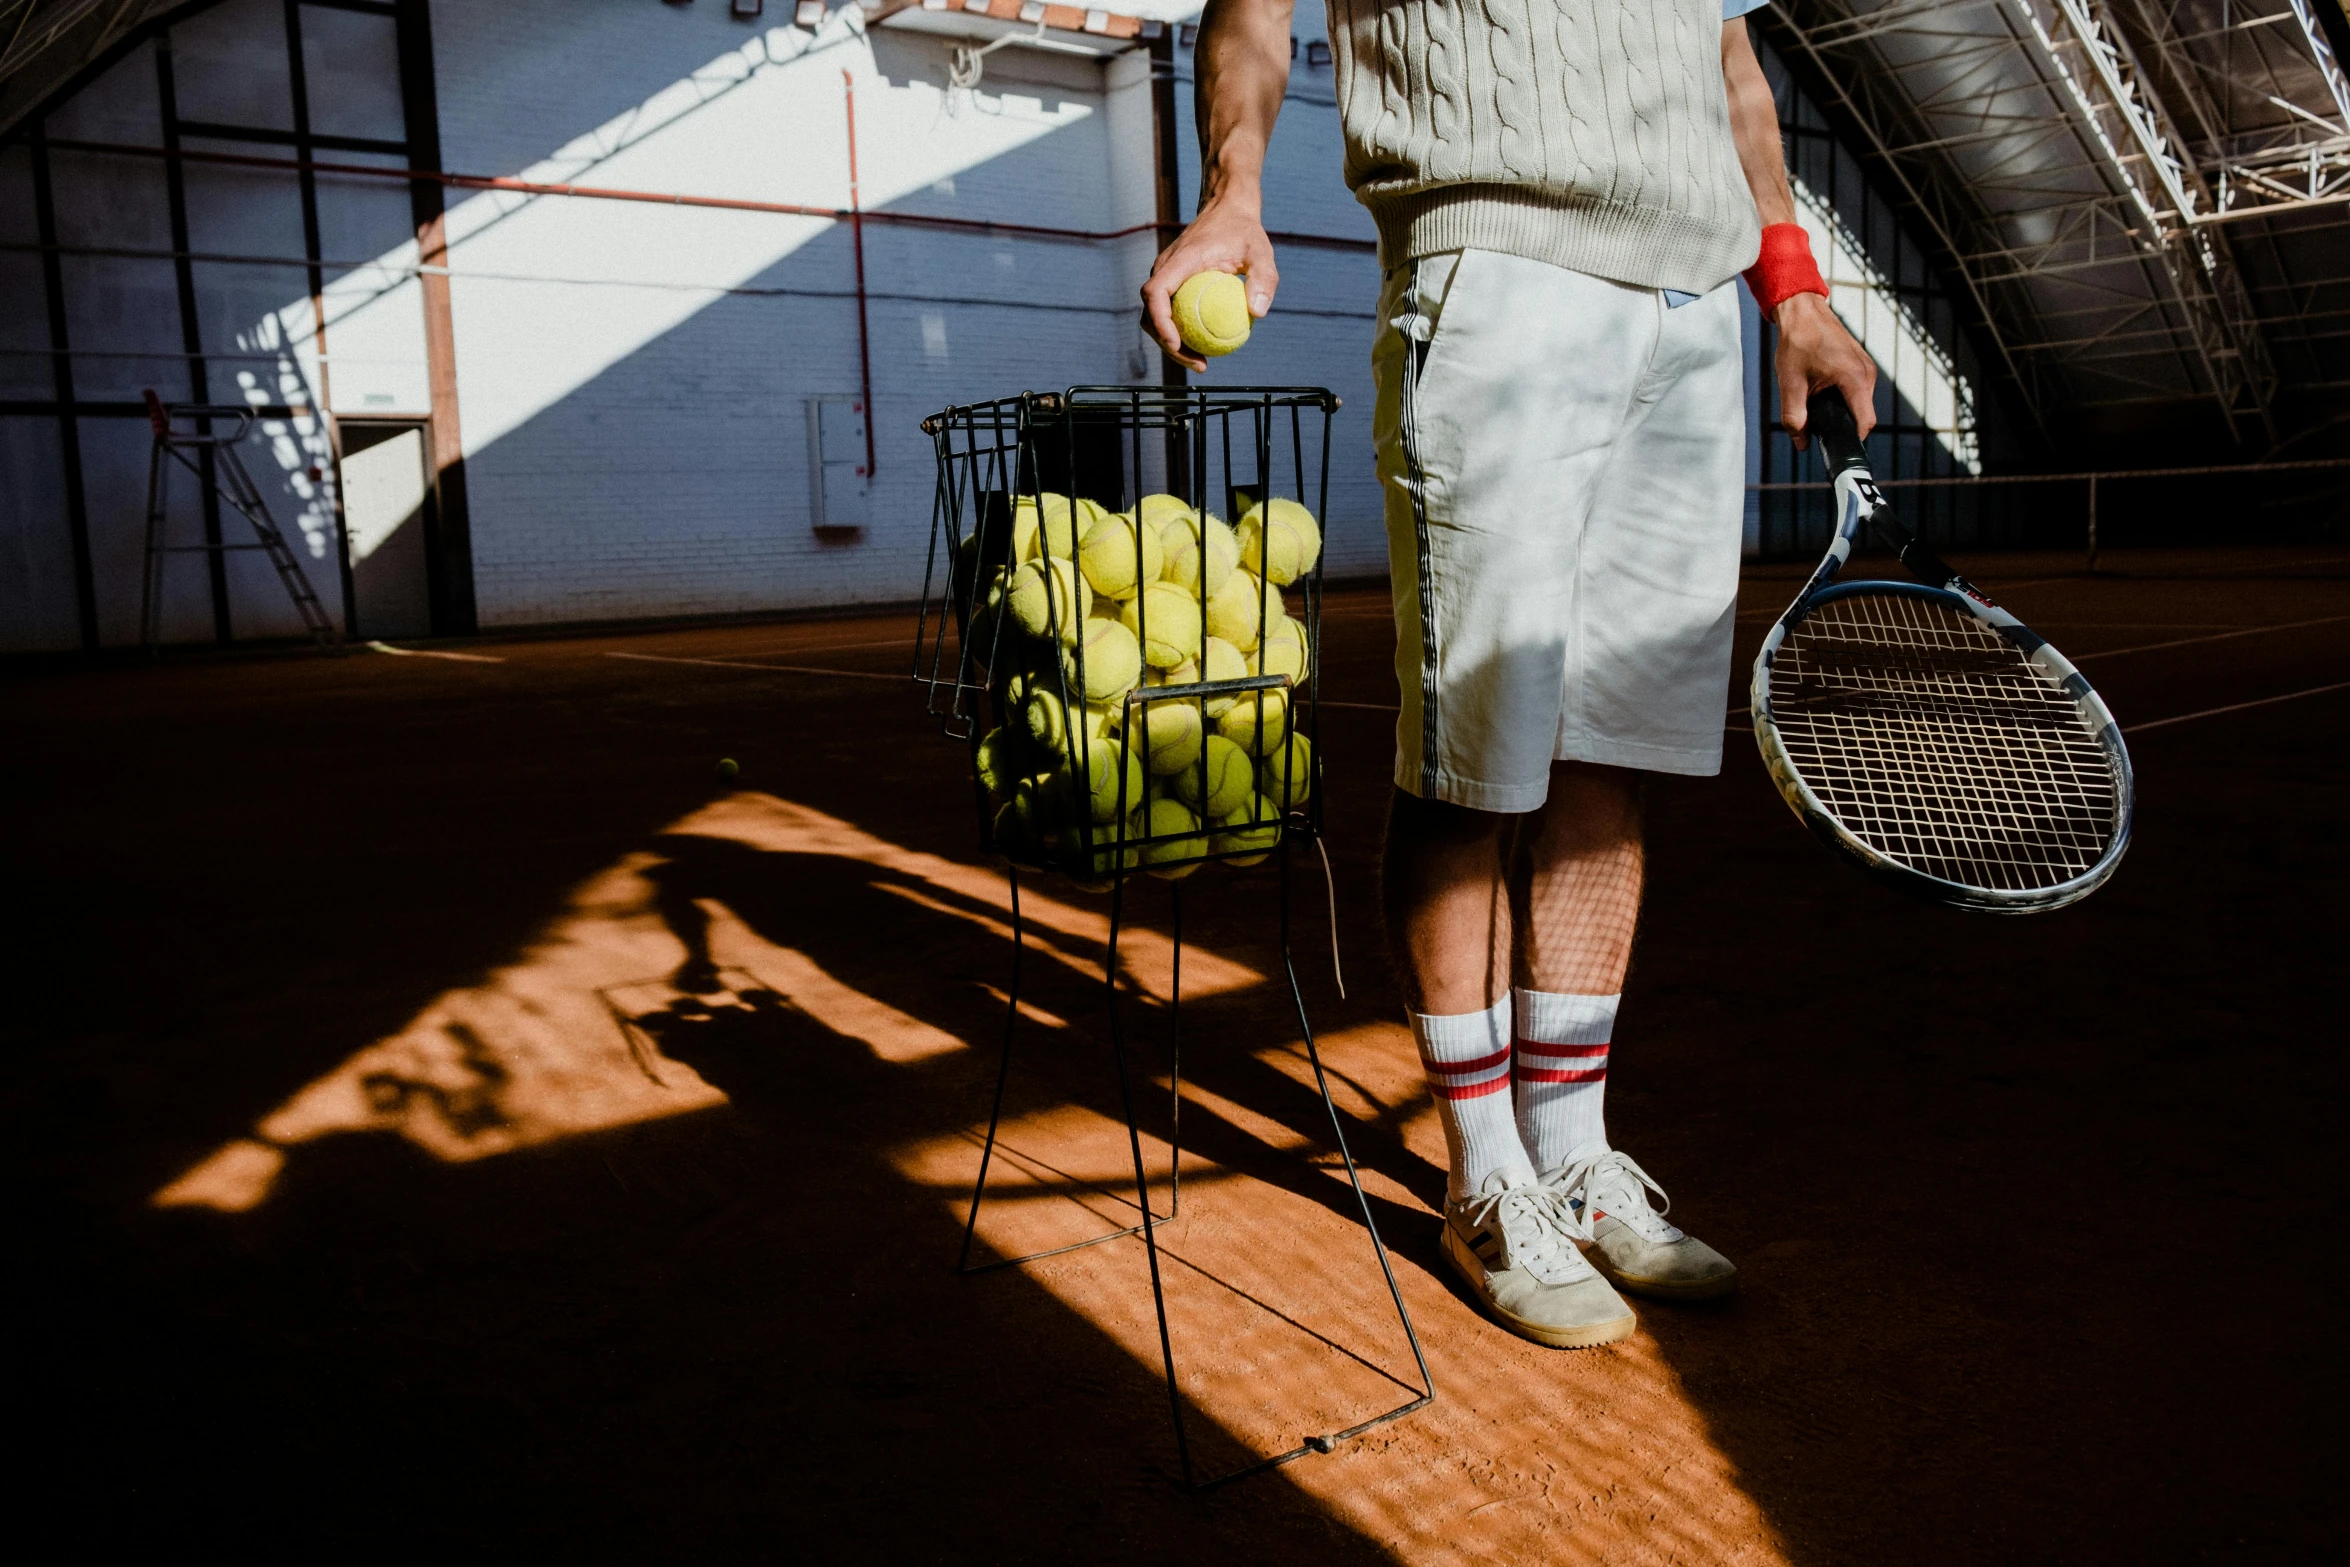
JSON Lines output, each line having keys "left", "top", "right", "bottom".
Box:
{"left": 915, "top": 386, "right": 1338, "bottom": 890}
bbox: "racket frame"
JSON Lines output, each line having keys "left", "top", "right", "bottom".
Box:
{"left": 1750, "top": 399, "right": 2135, "bottom": 913}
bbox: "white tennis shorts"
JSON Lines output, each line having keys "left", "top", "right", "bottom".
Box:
{"left": 1372, "top": 248, "right": 1747, "bottom": 813}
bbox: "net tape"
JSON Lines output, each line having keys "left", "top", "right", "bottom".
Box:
{"left": 1769, "top": 592, "right": 2121, "bottom": 891}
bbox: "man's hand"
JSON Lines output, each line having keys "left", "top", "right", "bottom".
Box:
{"left": 1773, "top": 291, "right": 1877, "bottom": 449}
{"left": 1138, "top": 0, "right": 1292, "bottom": 372}
{"left": 1142, "top": 201, "right": 1277, "bottom": 373}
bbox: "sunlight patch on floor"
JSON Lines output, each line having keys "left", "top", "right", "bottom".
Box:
{"left": 156, "top": 790, "right": 1241, "bottom": 1213}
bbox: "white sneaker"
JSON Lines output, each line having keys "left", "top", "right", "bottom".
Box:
{"left": 1442, "top": 1171, "right": 1636, "bottom": 1349}
{"left": 1546, "top": 1147, "right": 1738, "bottom": 1301}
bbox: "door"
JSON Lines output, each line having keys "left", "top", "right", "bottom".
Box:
{"left": 337, "top": 421, "right": 435, "bottom": 639}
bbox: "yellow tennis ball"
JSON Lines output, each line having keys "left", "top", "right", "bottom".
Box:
{"left": 1169, "top": 734, "right": 1253, "bottom": 819}
{"left": 1076, "top": 737, "right": 1145, "bottom": 823}
{"left": 1074, "top": 806, "right": 1145, "bottom": 882}
{"left": 1139, "top": 797, "right": 1207, "bottom": 879}
{"left": 1235, "top": 498, "right": 1322, "bottom": 587}
{"left": 1258, "top": 731, "right": 1314, "bottom": 808}
{"left": 1063, "top": 615, "right": 1142, "bottom": 703}
{"left": 1007, "top": 556, "right": 1091, "bottom": 644}
{"left": 1197, "top": 636, "right": 1247, "bottom": 716}
{"left": 1135, "top": 493, "right": 1195, "bottom": 535}
{"left": 1121, "top": 581, "right": 1205, "bottom": 669}
{"left": 1018, "top": 493, "right": 1093, "bottom": 563}
{"left": 1255, "top": 616, "right": 1310, "bottom": 685}
{"left": 1216, "top": 686, "right": 1289, "bottom": 754}
{"left": 1170, "top": 271, "right": 1252, "bottom": 358}
{"left": 1147, "top": 654, "right": 1199, "bottom": 689}
{"left": 1161, "top": 511, "right": 1238, "bottom": 599}
{"left": 1132, "top": 699, "right": 1203, "bottom": 776}
{"left": 1025, "top": 686, "right": 1074, "bottom": 753}
{"left": 1076, "top": 510, "right": 1163, "bottom": 599}
{"left": 1205, "top": 567, "right": 1283, "bottom": 651}
{"left": 1212, "top": 794, "right": 1283, "bottom": 866}
{"left": 975, "top": 726, "right": 1025, "bottom": 798}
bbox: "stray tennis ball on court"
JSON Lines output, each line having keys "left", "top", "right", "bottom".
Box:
{"left": 1140, "top": 797, "right": 1208, "bottom": 879}
{"left": 1007, "top": 556, "right": 1091, "bottom": 645}
{"left": 1205, "top": 567, "right": 1283, "bottom": 651}
{"left": 1213, "top": 794, "right": 1283, "bottom": 866}
{"left": 1171, "top": 270, "right": 1252, "bottom": 358}
{"left": 1162, "top": 510, "right": 1239, "bottom": 599}
{"left": 1121, "top": 581, "right": 1205, "bottom": 669}
{"left": 1078, "top": 737, "right": 1146, "bottom": 823}
{"left": 715, "top": 758, "right": 740, "bottom": 780}
{"left": 1258, "top": 731, "right": 1314, "bottom": 808}
{"left": 1170, "top": 734, "right": 1253, "bottom": 819}
{"left": 1062, "top": 615, "right": 1143, "bottom": 703}
{"left": 1132, "top": 699, "right": 1204, "bottom": 776}
{"left": 1235, "top": 498, "right": 1322, "bottom": 587}
{"left": 1076, "top": 510, "right": 1164, "bottom": 600}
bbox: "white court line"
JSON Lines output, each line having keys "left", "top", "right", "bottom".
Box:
{"left": 2122, "top": 680, "right": 2350, "bottom": 734}
{"left": 366, "top": 640, "right": 504, "bottom": 663}
{"left": 606, "top": 651, "right": 901, "bottom": 681}
{"left": 2075, "top": 614, "right": 2350, "bottom": 660}
{"left": 739, "top": 634, "right": 912, "bottom": 657}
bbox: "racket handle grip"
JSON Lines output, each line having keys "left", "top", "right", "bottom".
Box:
{"left": 1808, "top": 387, "right": 1868, "bottom": 479}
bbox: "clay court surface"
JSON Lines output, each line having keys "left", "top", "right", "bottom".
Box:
{"left": 5, "top": 545, "right": 2342, "bottom": 1561}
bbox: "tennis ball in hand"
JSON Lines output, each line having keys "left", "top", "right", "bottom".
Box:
{"left": 1257, "top": 731, "right": 1314, "bottom": 808}
{"left": 1170, "top": 734, "right": 1253, "bottom": 819}
{"left": 1139, "top": 797, "right": 1208, "bottom": 879}
{"left": 1205, "top": 568, "right": 1284, "bottom": 651}
{"left": 1008, "top": 557, "right": 1091, "bottom": 645}
{"left": 1212, "top": 793, "right": 1283, "bottom": 866}
{"left": 1132, "top": 699, "right": 1204, "bottom": 776}
{"left": 1077, "top": 511, "right": 1164, "bottom": 599}
{"left": 1235, "top": 498, "right": 1322, "bottom": 586}
{"left": 1171, "top": 271, "right": 1252, "bottom": 358}
{"left": 1062, "top": 615, "right": 1143, "bottom": 703}
{"left": 1121, "top": 581, "right": 1205, "bottom": 669}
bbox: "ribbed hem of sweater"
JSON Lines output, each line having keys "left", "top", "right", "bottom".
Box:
{"left": 1368, "top": 184, "right": 1761, "bottom": 295}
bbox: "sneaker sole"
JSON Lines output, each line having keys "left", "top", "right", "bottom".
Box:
{"left": 1441, "top": 1224, "right": 1637, "bottom": 1350}
{"left": 1588, "top": 1251, "right": 1740, "bottom": 1302}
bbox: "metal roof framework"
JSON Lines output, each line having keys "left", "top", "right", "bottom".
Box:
{"left": 1760, "top": 0, "right": 2350, "bottom": 451}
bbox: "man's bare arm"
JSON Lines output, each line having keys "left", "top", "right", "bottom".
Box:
{"left": 1724, "top": 19, "right": 1877, "bottom": 445}
{"left": 1141, "top": 0, "right": 1294, "bottom": 371}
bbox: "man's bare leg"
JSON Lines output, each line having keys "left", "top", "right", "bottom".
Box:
{"left": 1514, "top": 761, "right": 1644, "bottom": 999}
{"left": 1381, "top": 789, "right": 1514, "bottom": 1016}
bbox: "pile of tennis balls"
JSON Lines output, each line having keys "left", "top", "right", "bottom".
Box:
{"left": 961, "top": 489, "right": 1322, "bottom": 887}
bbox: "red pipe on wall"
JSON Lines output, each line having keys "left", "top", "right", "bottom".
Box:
{"left": 842, "top": 69, "right": 877, "bottom": 485}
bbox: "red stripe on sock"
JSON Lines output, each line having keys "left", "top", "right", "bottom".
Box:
{"left": 1418, "top": 1045, "right": 1512, "bottom": 1076}
{"left": 1515, "top": 1039, "right": 1609, "bottom": 1058}
{"left": 1514, "top": 1065, "right": 1609, "bottom": 1084}
{"left": 1429, "top": 1074, "right": 1514, "bottom": 1100}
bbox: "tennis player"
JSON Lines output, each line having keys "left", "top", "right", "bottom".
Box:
{"left": 1145, "top": 0, "right": 1879, "bottom": 1347}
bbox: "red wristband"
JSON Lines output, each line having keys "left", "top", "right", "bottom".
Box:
{"left": 1743, "top": 222, "right": 1828, "bottom": 317}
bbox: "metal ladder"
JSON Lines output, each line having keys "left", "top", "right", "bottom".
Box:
{"left": 141, "top": 390, "right": 340, "bottom": 649}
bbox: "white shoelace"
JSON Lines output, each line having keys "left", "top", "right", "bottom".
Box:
{"left": 1551, "top": 1148, "right": 1686, "bottom": 1245}
{"left": 1460, "top": 1181, "right": 1588, "bottom": 1284}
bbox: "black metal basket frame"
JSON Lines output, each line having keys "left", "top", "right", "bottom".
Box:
{"left": 912, "top": 385, "right": 1433, "bottom": 1490}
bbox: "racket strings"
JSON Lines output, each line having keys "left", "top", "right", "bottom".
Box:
{"left": 1768, "top": 593, "right": 2120, "bottom": 892}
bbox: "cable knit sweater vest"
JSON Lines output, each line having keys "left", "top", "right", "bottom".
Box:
{"left": 1327, "top": 0, "right": 1761, "bottom": 293}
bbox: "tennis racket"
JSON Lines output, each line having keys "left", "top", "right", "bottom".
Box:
{"left": 1750, "top": 389, "right": 2134, "bottom": 913}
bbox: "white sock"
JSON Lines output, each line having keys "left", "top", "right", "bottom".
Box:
{"left": 1412, "top": 996, "right": 1534, "bottom": 1203}
{"left": 1513, "top": 988, "right": 1618, "bottom": 1173}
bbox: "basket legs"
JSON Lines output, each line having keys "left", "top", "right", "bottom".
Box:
{"left": 956, "top": 866, "right": 1179, "bottom": 1275}
{"left": 957, "top": 849, "right": 1436, "bottom": 1490}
